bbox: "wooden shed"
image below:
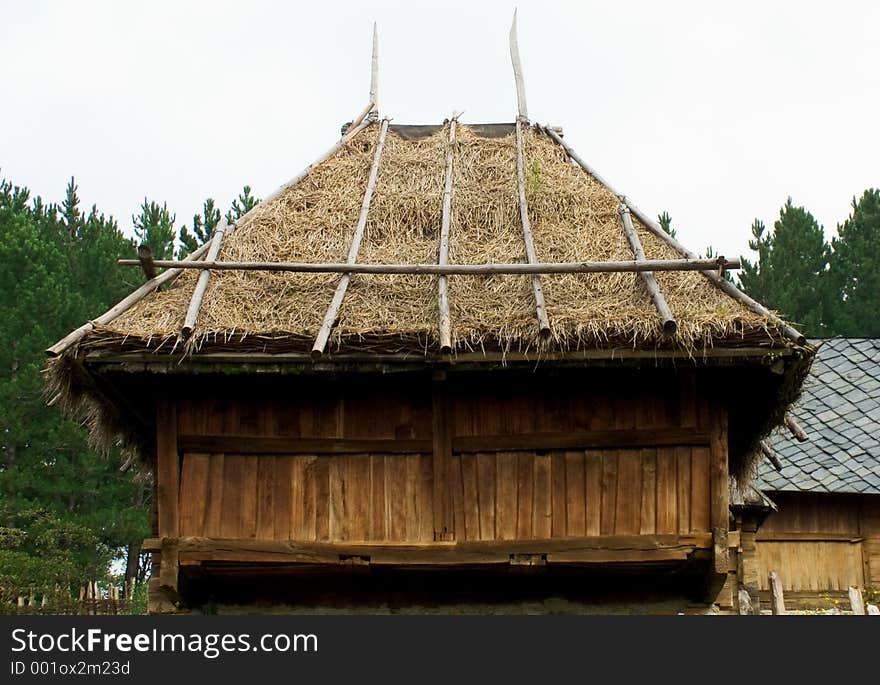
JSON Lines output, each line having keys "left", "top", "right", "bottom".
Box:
{"left": 45, "top": 34, "right": 815, "bottom": 613}
{"left": 750, "top": 338, "right": 880, "bottom": 610}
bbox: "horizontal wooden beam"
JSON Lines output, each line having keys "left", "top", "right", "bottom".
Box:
{"left": 143, "top": 533, "right": 712, "bottom": 567}
{"left": 177, "top": 428, "right": 711, "bottom": 456}
{"left": 117, "top": 256, "right": 741, "bottom": 275}
{"left": 756, "top": 532, "right": 863, "bottom": 543}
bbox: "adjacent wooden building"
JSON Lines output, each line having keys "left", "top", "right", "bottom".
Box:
{"left": 46, "top": 66, "right": 815, "bottom": 612}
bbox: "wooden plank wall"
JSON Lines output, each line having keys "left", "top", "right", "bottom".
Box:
{"left": 172, "top": 372, "right": 722, "bottom": 545}
{"left": 755, "top": 492, "right": 880, "bottom": 593}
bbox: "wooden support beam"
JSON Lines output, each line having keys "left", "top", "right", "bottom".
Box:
{"left": 769, "top": 570, "right": 786, "bottom": 615}
{"left": 143, "top": 533, "right": 712, "bottom": 567}
{"left": 177, "top": 427, "right": 712, "bottom": 456}
{"left": 619, "top": 205, "right": 677, "bottom": 336}
{"left": 541, "top": 125, "right": 807, "bottom": 346}
{"left": 432, "top": 373, "right": 455, "bottom": 540}
{"left": 156, "top": 400, "right": 179, "bottom": 539}
{"left": 784, "top": 413, "right": 808, "bottom": 441}
{"left": 515, "top": 119, "right": 551, "bottom": 337}
{"left": 312, "top": 119, "right": 390, "bottom": 358}
{"left": 438, "top": 117, "right": 458, "bottom": 353}
{"left": 180, "top": 217, "right": 230, "bottom": 339}
{"left": 708, "top": 406, "right": 730, "bottom": 601}
{"left": 760, "top": 439, "right": 783, "bottom": 472}
{"left": 137, "top": 244, "right": 157, "bottom": 280}
{"left": 509, "top": 9, "right": 528, "bottom": 120}
{"left": 118, "top": 256, "right": 741, "bottom": 275}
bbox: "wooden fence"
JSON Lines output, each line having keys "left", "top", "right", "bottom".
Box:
{"left": 764, "top": 569, "right": 879, "bottom": 615}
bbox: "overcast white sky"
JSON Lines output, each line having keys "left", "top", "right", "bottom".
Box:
{"left": 2, "top": 1, "right": 878, "bottom": 259}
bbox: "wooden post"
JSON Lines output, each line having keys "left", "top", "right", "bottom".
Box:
{"left": 769, "top": 570, "right": 786, "bottom": 615}
{"left": 848, "top": 586, "right": 866, "bottom": 615}
{"left": 619, "top": 205, "right": 676, "bottom": 335}
{"left": 156, "top": 399, "right": 179, "bottom": 538}
{"left": 737, "top": 515, "right": 762, "bottom": 615}
{"left": 181, "top": 217, "right": 231, "bottom": 339}
{"left": 432, "top": 372, "right": 455, "bottom": 540}
{"left": 514, "top": 119, "right": 551, "bottom": 336}
{"left": 137, "top": 244, "right": 157, "bottom": 280}
{"left": 509, "top": 9, "right": 528, "bottom": 120}
{"left": 369, "top": 23, "right": 379, "bottom": 115}
{"left": 312, "top": 119, "right": 390, "bottom": 357}
{"left": 707, "top": 404, "right": 730, "bottom": 601}
{"left": 438, "top": 117, "right": 458, "bottom": 353}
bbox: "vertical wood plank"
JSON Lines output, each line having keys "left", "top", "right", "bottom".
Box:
{"left": 419, "top": 453, "right": 435, "bottom": 542}
{"left": 255, "top": 455, "right": 275, "bottom": 539}
{"left": 156, "top": 400, "right": 179, "bottom": 538}
{"left": 386, "top": 456, "right": 407, "bottom": 542}
{"left": 532, "top": 454, "right": 552, "bottom": 539}
{"left": 615, "top": 449, "right": 642, "bottom": 535}
{"left": 204, "top": 454, "right": 225, "bottom": 538}
{"left": 516, "top": 452, "right": 534, "bottom": 539}
{"left": 274, "top": 456, "right": 292, "bottom": 540}
{"left": 639, "top": 448, "right": 657, "bottom": 535}
{"left": 221, "top": 455, "right": 244, "bottom": 538}
{"left": 690, "top": 446, "right": 711, "bottom": 532}
{"left": 476, "top": 452, "right": 496, "bottom": 541}
{"left": 710, "top": 405, "right": 730, "bottom": 576}
{"left": 600, "top": 451, "right": 618, "bottom": 535}
{"left": 584, "top": 451, "right": 602, "bottom": 536}
{"left": 461, "top": 453, "right": 480, "bottom": 541}
{"left": 432, "top": 378, "right": 454, "bottom": 539}
{"left": 329, "top": 456, "right": 347, "bottom": 541}
{"left": 451, "top": 453, "right": 466, "bottom": 541}
{"left": 348, "top": 454, "right": 371, "bottom": 541}
{"left": 551, "top": 451, "right": 567, "bottom": 537}
{"left": 240, "top": 455, "right": 258, "bottom": 539}
{"left": 404, "top": 454, "right": 421, "bottom": 541}
{"left": 496, "top": 452, "right": 518, "bottom": 540}
{"left": 655, "top": 448, "right": 677, "bottom": 535}
{"left": 178, "top": 454, "right": 208, "bottom": 536}
{"left": 314, "top": 457, "right": 330, "bottom": 542}
{"left": 564, "top": 451, "right": 586, "bottom": 537}
{"left": 676, "top": 446, "right": 692, "bottom": 536}
{"left": 369, "top": 454, "right": 386, "bottom": 541}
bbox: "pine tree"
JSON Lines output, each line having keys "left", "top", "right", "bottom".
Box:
{"left": 828, "top": 189, "right": 880, "bottom": 336}
{"left": 178, "top": 198, "right": 221, "bottom": 258}
{"left": 132, "top": 199, "right": 176, "bottom": 260}
{"left": 658, "top": 211, "right": 677, "bottom": 239}
{"left": 738, "top": 198, "right": 831, "bottom": 336}
{"left": 225, "top": 185, "right": 259, "bottom": 224}
{"left": 61, "top": 177, "right": 82, "bottom": 240}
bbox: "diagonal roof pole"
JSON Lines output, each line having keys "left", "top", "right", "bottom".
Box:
{"left": 515, "top": 119, "right": 551, "bottom": 337}
{"left": 438, "top": 114, "right": 458, "bottom": 353}
{"left": 509, "top": 9, "right": 528, "bottom": 121}
{"left": 542, "top": 125, "right": 807, "bottom": 346}
{"left": 180, "top": 216, "right": 231, "bottom": 340}
{"left": 312, "top": 118, "right": 390, "bottom": 358}
{"left": 619, "top": 204, "right": 677, "bottom": 336}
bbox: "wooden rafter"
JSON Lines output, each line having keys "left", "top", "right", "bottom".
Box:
{"left": 369, "top": 23, "right": 379, "bottom": 115}
{"left": 619, "top": 204, "right": 677, "bottom": 336}
{"left": 515, "top": 119, "right": 551, "bottom": 336}
{"left": 181, "top": 217, "right": 231, "bottom": 339}
{"left": 541, "top": 125, "right": 807, "bottom": 346}
{"left": 509, "top": 10, "right": 528, "bottom": 120}
{"left": 312, "top": 118, "right": 390, "bottom": 358}
{"left": 438, "top": 116, "right": 458, "bottom": 353}
{"left": 118, "top": 256, "right": 741, "bottom": 275}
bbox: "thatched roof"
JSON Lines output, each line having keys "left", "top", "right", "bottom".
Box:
{"left": 60, "top": 121, "right": 796, "bottom": 357}
{"left": 45, "top": 118, "right": 815, "bottom": 476}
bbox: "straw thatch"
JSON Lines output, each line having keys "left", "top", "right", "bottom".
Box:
{"left": 73, "top": 122, "right": 783, "bottom": 356}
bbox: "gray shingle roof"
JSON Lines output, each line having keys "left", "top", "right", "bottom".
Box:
{"left": 757, "top": 338, "right": 880, "bottom": 494}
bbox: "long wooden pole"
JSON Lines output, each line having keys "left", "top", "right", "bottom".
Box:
{"left": 369, "top": 23, "right": 379, "bottom": 115}
{"left": 180, "top": 217, "right": 231, "bottom": 339}
{"left": 438, "top": 117, "right": 458, "bottom": 353}
{"left": 619, "top": 205, "right": 677, "bottom": 336}
{"left": 119, "top": 256, "right": 741, "bottom": 275}
{"left": 312, "top": 119, "right": 390, "bottom": 358}
{"left": 515, "top": 119, "right": 551, "bottom": 336}
{"left": 541, "top": 125, "right": 807, "bottom": 346}
{"left": 47, "top": 108, "right": 374, "bottom": 358}
{"left": 509, "top": 10, "right": 528, "bottom": 120}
